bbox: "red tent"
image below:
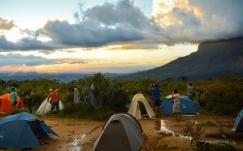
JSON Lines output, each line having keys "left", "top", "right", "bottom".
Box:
{"left": 0, "top": 93, "right": 25, "bottom": 113}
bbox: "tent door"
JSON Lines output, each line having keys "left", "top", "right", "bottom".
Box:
{"left": 94, "top": 120, "right": 131, "bottom": 151}
{"left": 138, "top": 102, "right": 149, "bottom": 118}
{"left": 28, "top": 121, "right": 47, "bottom": 139}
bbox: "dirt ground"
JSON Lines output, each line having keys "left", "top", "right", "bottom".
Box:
{"left": 1, "top": 114, "right": 243, "bottom": 151}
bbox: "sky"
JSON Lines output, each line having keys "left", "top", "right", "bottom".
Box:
{"left": 0, "top": 0, "right": 243, "bottom": 73}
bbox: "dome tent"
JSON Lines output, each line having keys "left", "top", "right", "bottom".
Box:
{"left": 0, "top": 112, "right": 57, "bottom": 149}
{"left": 160, "top": 96, "right": 199, "bottom": 115}
{"left": 233, "top": 109, "right": 243, "bottom": 131}
{"left": 128, "top": 93, "right": 156, "bottom": 119}
{"left": 93, "top": 113, "right": 143, "bottom": 151}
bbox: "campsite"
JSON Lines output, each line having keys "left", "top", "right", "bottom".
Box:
{"left": 0, "top": 74, "right": 243, "bottom": 151}
{"left": 1, "top": 114, "right": 243, "bottom": 151}
{"left": 1, "top": 0, "right": 243, "bottom": 150}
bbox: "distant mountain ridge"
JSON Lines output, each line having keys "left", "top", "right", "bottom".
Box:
{"left": 0, "top": 72, "right": 120, "bottom": 82}
{"left": 121, "top": 37, "right": 243, "bottom": 80}
{"left": 0, "top": 72, "right": 88, "bottom": 82}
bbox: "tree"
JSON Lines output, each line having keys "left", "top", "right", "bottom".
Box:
{"left": 180, "top": 76, "right": 188, "bottom": 82}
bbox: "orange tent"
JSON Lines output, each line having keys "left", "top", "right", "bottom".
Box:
{"left": 0, "top": 93, "right": 12, "bottom": 113}
{"left": 0, "top": 93, "right": 25, "bottom": 113}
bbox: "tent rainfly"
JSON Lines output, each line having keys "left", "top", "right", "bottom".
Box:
{"left": 0, "top": 112, "right": 57, "bottom": 149}
{"left": 0, "top": 93, "right": 25, "bottom": 113}
{"left": 233, "top": 109, "right": 243, "bottom": 131}
{"left": 160, "top": 96, "right": 200, "bottom": 115}
{"left": 93, "top": 113, "right": 143, "bottom": 151}
{"left": 128, "top": 93, "right": 156, "bottom": 119}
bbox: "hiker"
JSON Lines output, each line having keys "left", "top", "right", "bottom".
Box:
{"left": 172, "top": 89, "right": 181, "bottom": 117}
{"left": 25, "top": 89, "right": 33, "bottom": 113}
{"left": 66, "top": 87, "right": 74, "bottom": 108}
{"left": 89, "top": 83, "right": 99, "bottom": 108}
{"left": 48, "top": 88, "right": 60, "bottom": 113}
{"left": 10, "top": 87, "right": 17, "bottom": 104}
{"left": 150, "top": 84, "right": 161, "bottom": 115}
{"left": 74, "top": 88, "right": 81, "bottom": 104}
{"left": 187, "top": 83, "right": 195, "bottom": 100}
{"left": 148, "top": 83, "right": 155, "bottom": 109}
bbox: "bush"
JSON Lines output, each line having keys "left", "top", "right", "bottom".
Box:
{"left": 1, "top": 75, "right": 243, "bottom": 118}
{"left": 202, "top": 80, "right": 243, "bottom": 115}
{"left": 58, "top": 73, "right": 129, "bottom": 119}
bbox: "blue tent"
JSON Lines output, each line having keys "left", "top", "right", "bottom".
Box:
{"left": 0, "top": 112, "right": 57, "bottom": 149}
{"left": 233, "top": 109, "right": 243, "bottom": 131}
{"left": 160, "top": 96, "right": 200, "bottom": 115}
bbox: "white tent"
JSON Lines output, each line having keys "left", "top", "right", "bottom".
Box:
{"left": 128, "top": 93, "right": 156, "bottom": 119}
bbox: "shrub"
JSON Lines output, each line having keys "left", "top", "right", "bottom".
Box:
{"left": 202, "top": 81, "right": 243, "bottom": 115}
{"left": 1, "top": 75, "right": 243, "bottom": 117}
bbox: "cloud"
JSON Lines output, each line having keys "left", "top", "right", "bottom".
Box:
{"left": 1, "top": 0, "right": 243, "bottom": 51}
{"left": 152, "top": 0, "right": 243, "bottom": 42}
{"left": 0, "top": 53, "right": 57, "bottom": 66}
{"left": 0, "top": 53, "right": 87, "bottom": 66}
{"left": 0, "top": 0, "right": 163, "bottom": 51}
{"left": 0, "top": 17, "right": 16, "bottom": 31}
{"left": 39, "top": 0, "right": 162, "bottom": 47}
{"left": 0, "top": 35, "right": 56, "bottom": 51}
{"left": 60, "top": 58, "right": 87, "bottom": 64}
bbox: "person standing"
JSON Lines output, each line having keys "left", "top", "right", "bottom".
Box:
{"left": 66, "top": 87, "right": 74, "bottom": 105}
{"left": 10, "top": 87, "right": 17, "bottom": 105}
{"left": 172, "top": 89, "right": 181, "bottom": 118}
{"left": 48, "top": 88, "right": 60, "bottom": 113}
{"left": 25, "top": 89, "right": 33, "bottom": 113}
{"left": 148, "top": 83, "right": 155, "bottom": 109}
{"left": 187, "top": 83, "right": 194, "bottom": 100}
{"left": 74, "top": 88, "right": 81, "bottom": 104}
{"left": 151, "top": 84, "right": 161, "bottom": 115}
{"left": 89, "top": 83, "right": 98, "bottom": 108}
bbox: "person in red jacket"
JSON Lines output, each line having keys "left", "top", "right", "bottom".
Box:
{"left": 48, "top": 88, "right": 60, "bottom": 113}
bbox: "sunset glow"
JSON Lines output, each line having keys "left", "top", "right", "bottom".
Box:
{"left": 0, "top": 0, "right": 242, "bottom": 73}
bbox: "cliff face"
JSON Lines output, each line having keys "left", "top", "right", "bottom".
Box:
{"left": 123, "top": 38, "right": 243, "bottom": 80}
